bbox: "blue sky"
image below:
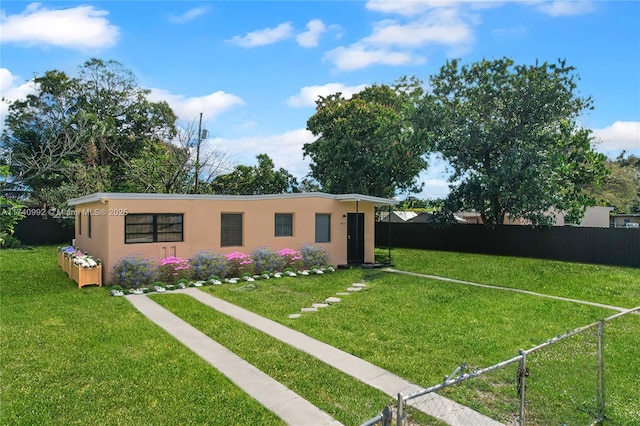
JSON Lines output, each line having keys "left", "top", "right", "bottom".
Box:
{"left": 1, "top": 1, "right": 639, "bottom": 198}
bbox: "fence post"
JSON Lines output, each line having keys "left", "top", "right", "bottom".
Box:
{"left": 597, "top": 320, "right": 606, "bottom": 421}
{"left": 396, "top": 392, "right": 403, "bottom": 426}
{"left": 517, "top": 350, "right": 527, "bottom": 426}
{"left": 381, "top": 405, "right": 392, "bottom": 426}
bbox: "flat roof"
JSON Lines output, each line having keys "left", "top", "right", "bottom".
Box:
{"left": 67, "top": 192, "right": 399, "bottom": 207}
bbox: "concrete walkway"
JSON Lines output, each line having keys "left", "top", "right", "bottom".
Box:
{"left": 126, "top": 294, "right": 343, "bottom": 426}
{"left": 127, "top": 288, "right": 502, "bottom": 426}
{"left": 384, "top": 268, "right": 629, "bottom": 312}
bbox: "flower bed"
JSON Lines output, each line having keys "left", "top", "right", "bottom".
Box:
{"left": 109, "top": 244, "right": 335, "bottom": 296}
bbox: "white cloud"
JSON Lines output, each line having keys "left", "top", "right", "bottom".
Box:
{"left": 169, "top": 6, "right": 209, "bottom": 24}
{"left": 366, "top": 0, "right": 460, "bottom": 16}
{"left": 0, "top": 3, "right": 119, "bottom": 50}
{"left": 296, "top": 19, "right": 327, "bottom": 48}
{"left": 0, "top": 69, "right": 39, "bottom": 129}
{"left": 592, "top": 121, "right": 640, "bottom": 152}
{"left": 287, "top": 83, "right": 368, "bottom": 107}
{"left": 534, "top": 1, "right": 596, "bottom": 17}
{"left": 325, "top": 44, "right": 426, "bottom": 71}
{"left": 363, "top": 9, "right": 474, "bottom": 47}
{"left": 326, "top": 3, "right": 474, "bottom": 71}
{"left": 148, "top": 88, "right": 244, "bottom": 122}
{"left": 227, "top": 22, "right": 293, "bottom": 48}
{"left": 208, "top": 129, "right": 316, "bottom": 179}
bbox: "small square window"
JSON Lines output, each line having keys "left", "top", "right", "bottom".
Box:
{"left": 275, "top": 213, "right": 293, "bottom": 237}
{"left": 221, "top": 213, "right": 243, "bottom": 247}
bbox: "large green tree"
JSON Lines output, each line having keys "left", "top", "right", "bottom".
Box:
{"left": 209, "top": 154, "right": 299, "bottom": 195}
{"left": 1, "top": 59, "right": 177, "bottom": 206}
{"left": 586, "top": 152, "right": 640, "bottom": 213}
{"left": 303, "top": 78, "right": 433, "bottom": 198}
{"left": 427, "top": 57, "right": 608, "bottom": 225}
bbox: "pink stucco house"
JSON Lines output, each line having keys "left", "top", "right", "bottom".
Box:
{"left": 67, "top": 192, "right": 398, "bottom": 283}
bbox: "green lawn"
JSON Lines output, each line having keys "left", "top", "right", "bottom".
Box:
{"left": 0, "top": 246, "right": 282, "bottom": 425}
{"left": 388, "top": 248, "right": 640, "bottom": 308}
{"left": 1, "top": 246, "right": 638, "bottom": 425}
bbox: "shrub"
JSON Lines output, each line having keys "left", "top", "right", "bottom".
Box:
{"left": 251, "top": 247, "right": 285, "bottom": 272}
{"left": 226, "top": 252, "right": 254, "bottom": 278}
{"left": 1, "top": 235, "right": 23, "bottom": 249}
{"left": 279, "top": 248, "right": 304, "bottom": 271}
{"left": 159, "top": 256, "right": 192, "bottom": 285}
{"left": 300, "top": 244, "right": 329, "bottom": 268}
{"left": 189, "top": 251, "right": 229, "bottom": 280}
{"left": 112, "top": 255, "right": 158, "bottom": 289}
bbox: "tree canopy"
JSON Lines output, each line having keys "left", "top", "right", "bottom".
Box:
{"left": 303, "top": 78, "right": 433, "bottom": 198}
{"left": 208, "top": 154, "right": 299, "bottom": 195}
{"left": 0, "top": 59, "right": 194, "bottom": 207}
{"left": 585, "top": 152, "right": 640, "bottom": 214}
{"left": 425, "top": 57, "right": 608, "bottom": 225}
{"left": 2, "top": 59, "right": 245, "bottom": 208}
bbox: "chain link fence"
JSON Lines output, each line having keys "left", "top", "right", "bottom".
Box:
{"left": 360, "top": 307, "right": 639, "bottom": 426}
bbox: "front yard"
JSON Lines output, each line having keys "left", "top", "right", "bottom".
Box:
{"left": 1, "top": 246, "right": 638, "bottom": 425}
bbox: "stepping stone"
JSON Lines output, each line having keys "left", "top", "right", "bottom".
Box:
{"left": 352, "top": 283, "right": 367, "bottom": 288}
{"left": 325, "top": 297, "right": 341, "bottom": 304}
{"left": 312, "top": 303, "right": 329, "bottom": 308}
{"left": 336, "top": 292, "right": 350, "bottom": 296}
{"left": 301, "top": 307, "right": 318, "bottom": 312}
{"left": 346, "top": 287, "right": 363, "bottom": 292}
{"left": 288, "top": 314, "right": 302, "bottom": 319}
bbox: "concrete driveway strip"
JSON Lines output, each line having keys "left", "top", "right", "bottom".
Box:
{"left": 179, "top": 288, "right": 503, "bottom": 426}
{"left": 126, "top": 294, "right": 343, "bottom": 426}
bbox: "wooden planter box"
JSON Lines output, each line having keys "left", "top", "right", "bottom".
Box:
{"left": 57, "top": 251, "right": 64, "bottom": 268}
{"left": 70, "top": 263, "right": 102, "bottom": 288}
{"left": 63, "top": 256, "right": 73, "bottom": 277}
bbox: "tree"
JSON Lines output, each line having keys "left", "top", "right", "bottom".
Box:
{"left": 303, "top": 78, "right": 432, "bottom": 198}
{"left": 209, "top": 154, "right": 299, "bottom": 195}
{"left": 0, "top": 165, "right": 26, "bottom": 247}
{"left": 586, "top": 152, "right": 640, "bottom": 213}
{"left": 1, "top": 59, "right": 177, "bottom": 207}
{"left": 427, "top": 57, "right": 608, "bottom": 226}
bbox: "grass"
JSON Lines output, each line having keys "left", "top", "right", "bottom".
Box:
{"left": 2, "top": 246, "right": 639, "bottom": 425}
{"left": 0, "top": 246, "right": 282, "bottom": 425}
{"left": 388, "top": 248, "right": 640, "bottom": 308}
{"left": 198, "top": 253, "right": 640, "bottom": 425}
{"left": 149, "top": 293, "right": 395, "bottom": 425}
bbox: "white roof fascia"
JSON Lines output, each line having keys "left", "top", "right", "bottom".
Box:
{"left": 67, "top": 192, "right": 399, "bottom": 207}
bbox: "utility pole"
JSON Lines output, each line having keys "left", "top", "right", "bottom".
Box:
{"left": 194, "top": 112, "right": 203, "bottom": 194}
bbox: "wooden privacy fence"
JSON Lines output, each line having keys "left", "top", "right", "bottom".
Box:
{"left": 375, "top": 223, "right": 639, "bottom": 268}
{"left": 14, "top": 216, "right": 74, "bottom": 246}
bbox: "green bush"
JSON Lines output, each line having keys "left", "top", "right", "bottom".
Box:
{"left": 112, "top": 255, "right": 158, "bottom": 289}
{"left": 189, "top": 251, "right": 229, "bottom": 279}
{"left": 251, "top": 247, "right": 286, "bottom": 272}
{"left": 159, "top": 256, "right": 192, "bottom": 285}
{"left": 300, "top": 244, "right": 329, "bottom": 268}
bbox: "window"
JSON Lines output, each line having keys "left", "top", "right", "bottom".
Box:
{"left": 221, "top": 213, "right": 243, "bottom": 247}
{"left": 87, "top": 212, "right": 92, "bottom": 238}
{"left": 125, "top": 214, "right": 183, "bottom": 244}
{"left": 275, "top": 213, "right": 293, "bottom": 237}
{"left": 315, "top": 214, "right": 331, "bottom": 243}
{"left": 78, "top": 213, "right": 82, "bottom": 235}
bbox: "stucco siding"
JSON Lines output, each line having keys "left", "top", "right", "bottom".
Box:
{"left": 69, "top": 194, "right": 389, "bottom": 284}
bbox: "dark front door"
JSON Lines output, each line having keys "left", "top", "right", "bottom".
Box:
{"left": 347, "top": 213, "right": 365, "bottom": 264}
